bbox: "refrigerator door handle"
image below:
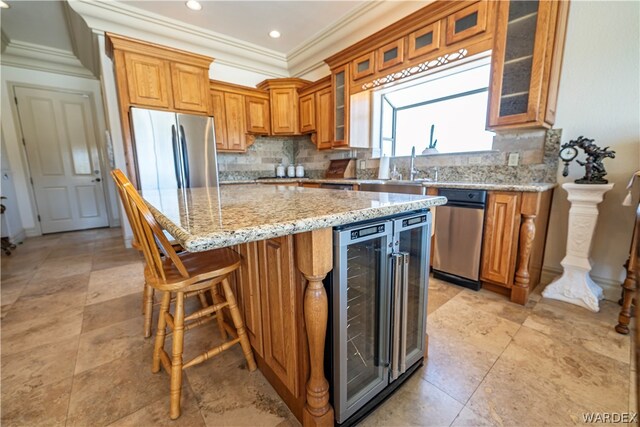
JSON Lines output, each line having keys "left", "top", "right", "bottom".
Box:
{"left": 399, "top": 251, "right": 410, "bottom": 374}
{"left": 179, "top": 125, "right": 190, "bottom": 188}
{"left": 171, "top": 125, "right": 182, "bottom": 189}
{"left": 390, "top": 253, "right": 403, "bottom": 381}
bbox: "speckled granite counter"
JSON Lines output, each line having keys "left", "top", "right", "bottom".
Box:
{"left": 143, "top": 184, "right": 446, "bottom": 252}
{"left": 220, "top": 178, "right": 556, "bottom": 192}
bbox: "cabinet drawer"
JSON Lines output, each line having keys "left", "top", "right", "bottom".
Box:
{"left": 170, "top": 62, "right": 209, "bottom": 113}
{"left": 407, "top": 21, "right": 441, "bottom": 59}
{"left": 445, "top": 1, "right": 488, "bottom": 45}
{"left": 124, "top": 52, "right": 172, "bottom": 108}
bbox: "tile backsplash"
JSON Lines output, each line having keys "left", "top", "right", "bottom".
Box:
{"left": 217, "top": 129, "right": 561, "bottom": 184}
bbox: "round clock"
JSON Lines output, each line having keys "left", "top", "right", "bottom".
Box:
{"left": 559, "top": 146, "right": 578, "bottom": 162}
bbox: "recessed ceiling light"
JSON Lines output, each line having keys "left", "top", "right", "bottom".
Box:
{"left": 185, "top": 0, "right": 202, "bottom": 11}
{"left": 269, "top": 30, "right": 281, "bottom": 39}
{"left": 0, "top": 1, "right": 10, "bottom": 9}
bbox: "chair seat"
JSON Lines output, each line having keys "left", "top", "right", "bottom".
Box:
{"left": 145, "top": 247, "right": 242, "bottom": 292}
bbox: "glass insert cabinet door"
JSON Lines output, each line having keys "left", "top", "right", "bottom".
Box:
{"left": 333, "top": 222, "right": 393, "bottom": 423}
{"left": 392, "top": 212, "right": 431, "bottom": 378}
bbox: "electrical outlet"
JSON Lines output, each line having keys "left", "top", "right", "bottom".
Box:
{"left": 468, "top": 156, "right": 481, "bottom": 165}
{"left": 508, "top": 152, "right": 520, "bottom": 166}
{"left": 359, "top": 160, "right": 366, "bottom": 170}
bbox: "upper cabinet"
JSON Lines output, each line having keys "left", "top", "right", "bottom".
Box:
{"left": 487, "top": 0, "right": 569, "bottom": 130}
{"left": 170, "top": 62, "right": 210, "bottom": 114}
{"left": 298, "top": 77, "right": 333, "bottom": 150}
{"left": 107, "top": 33, "right": 213, "bottom": 115}
{"left": 209, "top": 80, "right": 270, "bottom": 153}
{"left": 257, "top": 79, "right": 310, "bottom": 136}
{"left": 445, "top": 1, "right": 489, "bottom": 45}
{"left": 332, "top": 65, "right": 350, "bottom": 148}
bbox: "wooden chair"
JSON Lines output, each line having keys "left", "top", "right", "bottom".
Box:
{"left": 110, "top": 170, "right": 209, "bottom": 338}
{"left": 122, "top": 180, "right": 257, "bottom": 419}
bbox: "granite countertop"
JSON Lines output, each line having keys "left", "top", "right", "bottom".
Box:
{"left": 143, "top": 184, "right": 446, "bottom": 252}
{"left": 220, "top": 178, "right": 557, "bottom": 193}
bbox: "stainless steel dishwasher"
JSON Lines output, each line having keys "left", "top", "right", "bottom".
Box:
{"left": 432, "top": 188, "right": 486, "bottom": 290}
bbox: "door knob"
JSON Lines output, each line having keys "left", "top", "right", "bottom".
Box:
{"left": 92, "top": 178, "right": 102, "bottom": 182}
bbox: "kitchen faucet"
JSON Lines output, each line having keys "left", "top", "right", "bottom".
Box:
{"left": 409, "top": 146, "right": 419, "bottom": 181}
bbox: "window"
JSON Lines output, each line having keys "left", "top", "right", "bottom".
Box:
{"left": 377, "top": 56, "right": 494, "bottom": 157}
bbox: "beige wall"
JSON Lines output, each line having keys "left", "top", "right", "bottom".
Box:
{"left": 544, "top": 1, "right": 640, "bottom": 293}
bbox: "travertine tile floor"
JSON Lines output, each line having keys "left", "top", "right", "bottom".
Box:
{"left": 1, "top": 228, "right": 636, "bottom": 426}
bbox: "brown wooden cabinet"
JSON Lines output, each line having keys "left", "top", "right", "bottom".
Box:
{"left": 258, "top": 236, "right": 300, "bottom": 394}
{"left": 331, "top": 64, "right": 350, "bottom": 148}
{"left": 316, "top": 87, "right": 333, "bottom": 150}
{"left": 299, "top": 93, "right": 316, "bottom": 133}
{"left": 245, "top": 96, "right": 271, "bottom": 134}
{"left": 209, "top": 80, "right": 270, "bottom": 152}
{"left": 479, "top": 189, "right": 554, "bottom": 305}
{"left": 481, "top": 192, "right": 521, "bottom": 287}
{"left": 445, "top": 1, "right": 489, "bottom": 45}
{"left": 170, "top": 62, "right": 210, "bottom": 113}
{"left": 257, "top": 79, "right": 310, "bottom": 136}
{"left": 122, "top": 52, "right": 172, "bottom": 109}
{"left": 210, "top": 89, "right": 247, "bottom": 152}
{"left": 233, "top": 242, "right": 263, "bottom": 356}
{"left": 487, "top": 0, "right": 569, "bottom": 130}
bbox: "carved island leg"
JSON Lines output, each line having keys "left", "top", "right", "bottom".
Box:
{"left": 512, "top": 214, "right": 536, "bottom": 305}
{"left": 616, "top": 257, "right": 637, "bottom": 334}
{"left": 617, "top": 210, "right": 640, "bottom": 334}
{"left": 295, "top": 228, "right": 334, "bottom": 427}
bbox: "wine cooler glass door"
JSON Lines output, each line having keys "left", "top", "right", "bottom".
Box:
{"left": 333, "top": 222, "right": 392, "bottom": 423}
{"left": 391, "top": 212, "right": 431, "bottom": 378}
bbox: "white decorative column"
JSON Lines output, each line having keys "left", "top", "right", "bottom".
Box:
{"left": 543, "top": 183, "right": 614, "bottom": 312}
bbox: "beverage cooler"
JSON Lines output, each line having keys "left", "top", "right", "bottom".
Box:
{"left": 325, "top": 209, "right": 431, "bottom": 425}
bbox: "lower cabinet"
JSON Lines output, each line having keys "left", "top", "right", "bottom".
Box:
{"left": 234, "top": 236, "right": 308, "bottom": 420}
{"left": 481, "top": 192, "right": 521, "bottom": 287}
{"left": 258, "top": 236, "right": 300, "bottom": 394}
{"left": 479, "top": 189, "right": 554, "bottom": 305}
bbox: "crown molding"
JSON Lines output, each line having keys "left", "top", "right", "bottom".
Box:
{"left": 67, "top": 0, "right": 289, "bottom": 78}
{"left": 286, "top": 0, "right": 431, "bottom": 78}
{"left": 0, "top": 39, "right": 96, "bottom": 79}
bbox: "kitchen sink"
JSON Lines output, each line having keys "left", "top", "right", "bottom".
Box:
{"left": 360, "top": 181, "right": 426, "bottom": 195}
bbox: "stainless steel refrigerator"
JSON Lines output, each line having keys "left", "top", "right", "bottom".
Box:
{"left": 130, "top": 107, "right": 219, "bottom": 190}
{"left": 326, "top": 210, "right": 431, "bottom": 425}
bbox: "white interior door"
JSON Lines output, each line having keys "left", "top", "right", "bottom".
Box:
{"left": 14, "top": 86, "right": 109, "bottom": 234}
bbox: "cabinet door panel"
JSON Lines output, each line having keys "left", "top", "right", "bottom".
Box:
{"left": 259, "top": 236, "right": 298, "bottom": 393}
{"left": 351, "top": 51, "right": 376, "bottom": 81}
{"left": 376, "top": 39, "right": 404, "bottom": 72}
{"left": 224, "top": 92, "right": 247, "bottom": 152}
{"left": 407, "top": 21, "right": 441, "bottom": 59}
{"left": 445, "top": 1, "right": 488, "bottom": 45}
{"left": 481, "top": 192, "right": 521, "bottom": 287}
{"left": 235, "top": 242, "right": 263, "bottom": 356}
{"left": 124, "top": 53, "right": 172, "bottom": 108}
{"left": 316, "top": 87, "right": 333, "bottom": 150}
{"left": 246, "top": 96, "right": 271, "bottom": 134}
{"left": 170, "top": 62, "right": 209, "bottom": 113}
{"left": 299, "top": 93, "right": 316, "bottom": 133}
{"left": 271, "top": 88, "right": 299, "bottom": 135}
{"left": 332, "top": 65, "right": 349, "bottom": 148}
{"left": 210, "top": 90, "right": 227, "bottom": 151}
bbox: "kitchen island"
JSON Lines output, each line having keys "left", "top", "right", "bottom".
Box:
{"left": 142, "top": 184, "right": 446, "bottom": 426}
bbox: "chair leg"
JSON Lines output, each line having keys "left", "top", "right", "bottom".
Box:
{"left": 220, "top": 278, "right": 257, "bottom": 372}
{"left": 210, "top": 282, "right": 228, "bottom": 341}
{"left": 152, "top": 291, "right": 171, "bottom": 374}
{"left": 170, "top": 291, "right": 185, "bottom": 420}
{"left": 143, "top": 284, "right": 155, "bottom": 338}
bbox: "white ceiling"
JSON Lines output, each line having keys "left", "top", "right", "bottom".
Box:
{"left": 1, "top": 1, "right": 74, "bottom": 51}
{"left": 118, "top": 1, "right": 366, "bottom": 55}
